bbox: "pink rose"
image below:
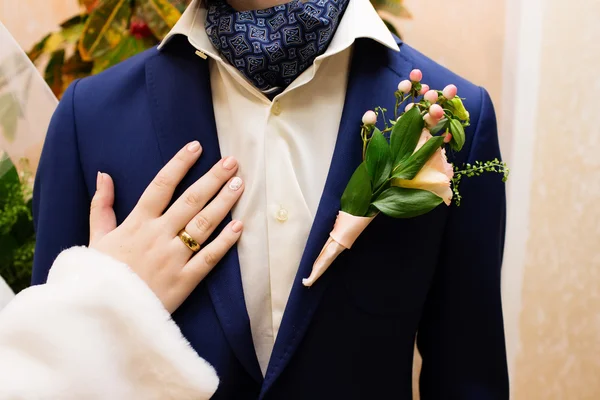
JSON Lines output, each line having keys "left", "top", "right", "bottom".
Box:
{"left": 393, "top": 130, "right": 454, "bottom": 205}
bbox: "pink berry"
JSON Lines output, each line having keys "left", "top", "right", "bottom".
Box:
{"left": 362, "top": 110, "right": 377, "bottom": 125}
{"left": 424, "top": 113, "right": 436, "bottom": 127}
{"left": 397, "top": 80, "right": 412, "bottom": 93}
{"left": 442, "top": 84, "right": 458, "bottom": 100}
{"left": 419, "top": 84, "right": 430, "bottom": 95}
{"left": 409, "top": 69, "right": 423, "bottom": 82}
{"left": 424, "top": 90, "right": 438, "bottom": 103}
{"left": 444, "top": 133, "right": 453, "bottom": 143}
{"left": 405, "top": 103, "right": 415, "bottom": 112}
{"left": 429, "top": 104, "right": 444, "bottom": 120}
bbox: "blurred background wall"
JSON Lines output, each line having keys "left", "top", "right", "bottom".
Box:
{"left": 0, "top": 0, "right": 79, "bottom": 50}
{"left": 1, "top": 0, "right": 600, "bottom": 398}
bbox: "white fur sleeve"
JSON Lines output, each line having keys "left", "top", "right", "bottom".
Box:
{"left": 0, "top": 247, "right": 219, "bottom": 400}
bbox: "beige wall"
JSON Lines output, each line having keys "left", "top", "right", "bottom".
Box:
{"left": 0, "top": 0, "right": 80, "bottom": 50}
{"left": 513, "top": 0, "right": 600, "bottom": 398}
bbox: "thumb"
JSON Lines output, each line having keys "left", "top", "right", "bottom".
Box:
{"left": 89, "top": 172, "right": 117, "bottom": 246}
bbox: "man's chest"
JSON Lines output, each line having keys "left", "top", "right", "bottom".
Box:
{"left": 207, "top": 53, "right": 354, "bottom": 367}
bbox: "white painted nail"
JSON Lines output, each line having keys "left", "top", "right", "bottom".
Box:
{"left": 229, "top": 177, "right": 243, "bottom": 191}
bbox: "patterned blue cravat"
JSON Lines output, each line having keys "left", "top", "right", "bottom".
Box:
{"left": 205, "top": 0, "right": 350, "bottom": 96}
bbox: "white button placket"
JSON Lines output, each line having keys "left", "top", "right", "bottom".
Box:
{"left": 265, "top": 97, "right": 302, "bottom": 339}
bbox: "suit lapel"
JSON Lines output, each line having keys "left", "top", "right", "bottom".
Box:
{"left": 145, "top": 37, "right": 263, "bottom": 383}
{"left": 260, "top": 38, "right": 411, "bottom": 397}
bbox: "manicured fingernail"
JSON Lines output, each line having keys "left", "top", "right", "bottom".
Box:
{"left": 187, "top": 141, "right": 201, "bottom": 152}
{"left": 231, "top": 220, "right": 243, "bottom": 233}
{"left": 223, "top": 156, "right": 237, "bottom": 170}
{"left": 229, "top": 177, "right": 243, "bottom": 191}
{"left": 96, "top": 171, "right": 103, "bottom": 190}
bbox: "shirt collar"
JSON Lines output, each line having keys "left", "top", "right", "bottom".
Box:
{"left": 159, "top": 0, "right": 400, "bottom": 57}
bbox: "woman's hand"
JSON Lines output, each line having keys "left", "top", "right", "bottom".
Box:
{"left": 88, "top": 141, "right": 244, "bottom": 313}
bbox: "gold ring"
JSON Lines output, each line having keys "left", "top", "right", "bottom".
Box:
{"left": 177, "top": 229, "right": 201, "bottom": 252}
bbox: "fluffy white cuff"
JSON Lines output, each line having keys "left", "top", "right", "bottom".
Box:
{"left": 0, "top": 247, "right": 218, "bottom": 400}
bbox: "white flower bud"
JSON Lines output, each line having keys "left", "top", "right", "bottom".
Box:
{"left": 362, "top": 110, "right": 377, "bottom": 125}
{"left": 397, "top": 80, "right": 412, "bottom": 93}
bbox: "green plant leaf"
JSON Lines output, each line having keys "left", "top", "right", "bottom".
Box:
{"left": 372, "top": 187, "right": 443, "bottom": 218}
{"left": 139, "top": 0, "right": 182, "bottom": 40}
{"left": 445, "top": 97, "right": 469, "bottom": 121}
{"left": 27, "top": 34, "right": 51, "bottom": 63}
{"left": 449, "top": 119, "right": 466, "bottom": 151}
{"left": 92, "top": 33, "right": 155, "bottom": 74}
{"left": 430, "top": 117, "right": 448, "bottom": 135}
{"left": 340, "top": 162, "right": 372, "bottom": 217}
{"left": 60, "top": 14, "right": 87, "bottom": 29}
{"left": 44, "top": 49, "right": 66, "bottom": 98}
{"left": 390, "top": 106, "right": 424, "bottom": 166}
{"left": 392, "top": 136, "right": 444, "bottom": 180}
{"left": 365, "top": 128, "right": 392, "bottom": 191}
{"left": 62, "top": 52, "right": 94, "bottom": 96}
{"left": 62, "top": 51, "right": 94, "bottom": 75}
{"left": 62, "top": 21, "right": 86, "bottom": 45}
{"left": 0, "top": 94, "right": 20, "bottom": 143}
{"left": 79, "top": 0, "right": 132, "bottom": 61}
{"left": 0, "top": 158, "right": 19, "bottom": 192}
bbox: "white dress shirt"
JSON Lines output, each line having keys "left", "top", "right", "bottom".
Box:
{"left": 162, "top": 0, "right": 398, "bottom": 374}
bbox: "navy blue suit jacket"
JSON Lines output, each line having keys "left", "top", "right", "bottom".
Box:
{"left": 32, "top": 35, "right": 509, "bottom": 399}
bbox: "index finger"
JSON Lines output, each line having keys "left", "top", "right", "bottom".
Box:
{"left": 135, "top": 141, "right": 202, "bottom": 217}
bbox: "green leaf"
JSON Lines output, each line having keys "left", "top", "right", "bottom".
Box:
{"left": 44, "top": 49, "right": 65, "bottom": 98}
{"left": 340, "top": 162, "right": 372, "bottom": 217}
{"left": 92, "top": 33, "right": 154, "bottom": 74}
{"left": 365, "top": 128, "right": 392, "bottom": 191}
{"left": 372, "top": 187, "right": 444, "bottom": 218}
{"left": 62, "top": 52, "right": 94, "bottom": 95}
{"left": 390, "top": 106, "right": 424, "bottom": 166}
{"left": 60, "top": 14, "right": 87, "bottom": 29}
{"left": 392, "top": 136, "right": 444, "bottom": 180}
{"left": 0, "top": 158, "right": 20, "bottom": 195}
{"left": 62, "top": 52, "right": 94, "bottom": 76}
{"left": 430, "top": 117, "right": 448, "bottom": 135}
{"left": 445, "top": 97, "right": 470, "bottom": 121}
{"left": 27, "top": 34, "right": 51, "bottom": 63}
{"left": 449, "top": 119, "right": 466, "bottom": 151}
{"left": 61, "top": 21, "right": 86, "bottom": 45}
{"left": 79, "top": 0, "right": 132, "bottom": 61}
{"left": 0, "top": 94, "right": 20, "bottom": 143}
{"left": 139, "top": 0, "right": 182, "bottom": 40}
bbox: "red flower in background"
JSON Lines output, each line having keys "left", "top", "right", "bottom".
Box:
{"left": 130, "top": 21, "right": 153, "bottom": 40}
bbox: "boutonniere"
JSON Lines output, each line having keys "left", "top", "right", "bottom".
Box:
{"left": 303, "top": 69, "right": 509, "bottom": 287}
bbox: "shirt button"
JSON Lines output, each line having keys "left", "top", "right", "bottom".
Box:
{"left": 276, "top": 207, "right": 289, "bottom": 222}
{"left": 272, "top": 101, "right": 282, "bottom": 116}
